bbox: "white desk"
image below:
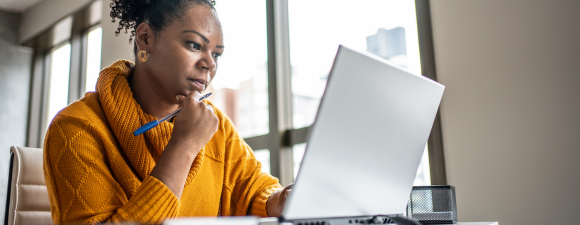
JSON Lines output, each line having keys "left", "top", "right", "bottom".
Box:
{"left": 167, "top": 217, "right": 498, "bottom": 225}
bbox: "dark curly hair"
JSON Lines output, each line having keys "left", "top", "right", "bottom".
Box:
{"left": 110, "top": 0, "right": 216, "bottom": 44}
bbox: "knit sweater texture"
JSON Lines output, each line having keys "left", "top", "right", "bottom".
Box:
{"left": 43, "top": 60, "right": 282, "bottom": 224}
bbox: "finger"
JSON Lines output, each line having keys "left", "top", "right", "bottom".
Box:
{"left": 206, "top": 104, "right": 214, "bottom": 114}
{"left": 283, "top": 184, "right": 293, "bottom": 191}
{"left": 176, "top": 94, "right": 186, "bottom": 105}
{"left": 192, "top": 91, "right": 202, "bottom": 101}
{"left": 185, "top": 90, "right": 201, "bottom": 100}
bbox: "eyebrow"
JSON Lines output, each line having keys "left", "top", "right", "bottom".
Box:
{"left": 182, "top": 30, "right": 210, "bottom": 43}
{"left": 216, "top": 45, "right": 225, "bottom": 49}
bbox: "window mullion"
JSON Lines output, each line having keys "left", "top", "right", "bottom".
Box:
{"left": 244, "top": 135, "right": 272, "bottom": 151}
{"left": 78, "top": 29, "right": 89, "bottom": 97}
{"left": 283, "top": 126, "right": 310, "bottom": 146}
{"left": 68, "top": 30, "right": 83, "bottom": 104}
{"left": 266, "top": 0, "right": 294, "bottom": 186}
{"left": 266, "top": 0, "right": 281, "bottom": 181}
{"left": 415, "top": 0, "right": 447, "bottom": 185}
{"left": 38, "top": 53, "right": 51, "bottom": 148}
{"left": 273, "top": 0, "right": 293, "bottom": 129}
{"left": 273, "top": 0, "right": 294, "bottom": 186}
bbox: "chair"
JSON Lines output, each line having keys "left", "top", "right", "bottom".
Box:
{"left": 4, "top": 146, "right": 52, "bottom": 225}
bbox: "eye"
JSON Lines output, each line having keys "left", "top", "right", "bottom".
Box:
{"left": 188, "top": 41, "right": 201, "bottom": 50}
{"left": 213, "top": 53, "right": 222, "bottom": 60}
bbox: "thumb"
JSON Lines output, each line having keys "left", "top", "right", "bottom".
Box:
{"left": 176, "top": 94, "right": 184, "bottom": 105}
{"left": 285, "top": 189, "right": 291, "bottom": 198}
{"left": 283, "top": 183, "right": 294, "bottom": 191}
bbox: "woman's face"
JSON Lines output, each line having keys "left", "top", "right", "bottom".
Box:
{"left": 138, "top": 4, "right": 224, "bottom": 102}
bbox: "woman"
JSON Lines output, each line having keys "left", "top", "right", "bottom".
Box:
{"left": 43, "top": 0, "right": 290, "bottom": 223}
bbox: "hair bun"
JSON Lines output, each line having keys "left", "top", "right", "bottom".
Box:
{"left": 110, "top": 0, "right": 216, "bottom": 44}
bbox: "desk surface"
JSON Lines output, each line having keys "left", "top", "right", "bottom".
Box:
{"left": 167, "top": 217, "right": 498, "bottom": 225}
{"left": 272, "top": 218, "right": 498, "bottom": 225}
{"left": 276, "top": 222, "right": 498, "bottom": 225}
{"left": 453, "top": 223, "right": 498, "bottom": 225}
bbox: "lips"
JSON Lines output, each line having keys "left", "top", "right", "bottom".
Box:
{"left": 187, "top": 78, "right": 206, "bottom": 91}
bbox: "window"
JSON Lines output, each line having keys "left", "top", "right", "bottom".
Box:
{"left": 26, "top": 2, "right": 103, "bottom": 147}
{"left": 208, "top": 0, "right": 269, "bottom": 138}
{"left": 287, "top": 0, "right": 430, "bottom": 185}
{"left": 253, "top": 149, "right": 271, "bottom": 174}
{"left": 46, "top": 43, "right": 72, "bottom": 128}
{"left": 293, "top": 143, "right": 307, "bottom": 178}
{"left": 414, "top": 145, "right": 432, "bottom": 186}
{"left": 289, "top": 0, "right": 421, "bottom": 128}
{"left": 85, "top": 27, "right": 103, "bottom": 93}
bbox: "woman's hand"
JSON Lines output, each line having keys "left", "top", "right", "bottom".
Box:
{"left": 150, "top": 91, "right": 218, "bottom": 199}
{"left": 266, "top": 184, "right": 293, "bottom": 217}
{"left": 173, "top": 91, "right": 219, "bottom": 153}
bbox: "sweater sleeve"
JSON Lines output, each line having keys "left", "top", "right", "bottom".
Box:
{"left": 217, "top": 110, "right": 283, "bottom": 217}
{"left": 43, "top": 115, "right": 180, "bottom": 224}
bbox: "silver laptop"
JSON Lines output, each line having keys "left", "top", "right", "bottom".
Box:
{"left": 281, "top": 46, "right": 445, "bottom": 221}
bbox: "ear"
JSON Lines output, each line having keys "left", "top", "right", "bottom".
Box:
{"left": 135, "top": 23, "right": 154, "bottom": 52}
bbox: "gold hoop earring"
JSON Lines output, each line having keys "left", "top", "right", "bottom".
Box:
{"left": 138, "top": 50, "right": 148, "bottom": 62}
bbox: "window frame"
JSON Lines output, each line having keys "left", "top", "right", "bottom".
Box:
{"left": 414, "top": 0, "right": 447, "bottom": 185}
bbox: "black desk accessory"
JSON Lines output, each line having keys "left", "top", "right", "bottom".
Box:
{"left": 406, "top": 186, "right": 458, "bottom": 224}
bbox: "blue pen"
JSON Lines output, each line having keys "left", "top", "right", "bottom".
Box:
{"left": 133, "top": 93, "right": 212, "bottom": 136}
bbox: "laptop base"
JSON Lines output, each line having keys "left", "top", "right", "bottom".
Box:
{"left": 280, "top": 215, "right": 400, "bottom": 225}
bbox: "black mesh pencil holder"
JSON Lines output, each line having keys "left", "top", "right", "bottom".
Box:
{"left": 406, "top": 185, "right": 458, "bottom": 224}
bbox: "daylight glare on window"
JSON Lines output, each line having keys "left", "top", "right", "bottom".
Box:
{"left": 289, "top": 0, "right": 422, "bottom": 129}
{"left": 46, "top": 43, "right": 72, "bottom": 128}
{"left": 206, "top": 0, "right": 269, "bottom": 138}
{"left": 253, "top": 149, "right": 271, "bottom": 174}
{"left": 85, "top": 27, "right": 103, "bottom": 93}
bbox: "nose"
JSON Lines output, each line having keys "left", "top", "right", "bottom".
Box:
{"left": 198, "top": 51, "right": 217, "bottom": 72}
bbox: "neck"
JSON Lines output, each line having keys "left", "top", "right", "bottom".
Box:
{"left": 130, "top": 64, "right": 179, "bottom": 119}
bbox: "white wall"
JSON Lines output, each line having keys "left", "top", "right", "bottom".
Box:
{"left": 20, "top": 0, "right": 92, "bottom": 44}
{"left": 100, "top": 0, "right": 133, "bottom": 68}
{"left": 430, "top": 0, "right": 580, "bottom": 224}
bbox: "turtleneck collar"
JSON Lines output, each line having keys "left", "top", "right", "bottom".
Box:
{"left": 96, "top": 60, "right": 204, "bottom": 184}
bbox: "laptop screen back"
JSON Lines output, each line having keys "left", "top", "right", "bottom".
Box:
{"left": 282, "top": 46, "right": 445, "bottom": 220}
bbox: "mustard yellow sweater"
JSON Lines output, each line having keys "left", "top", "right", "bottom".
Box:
{"left": 43, "top": 60, "right": 282, "bottom": 224}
